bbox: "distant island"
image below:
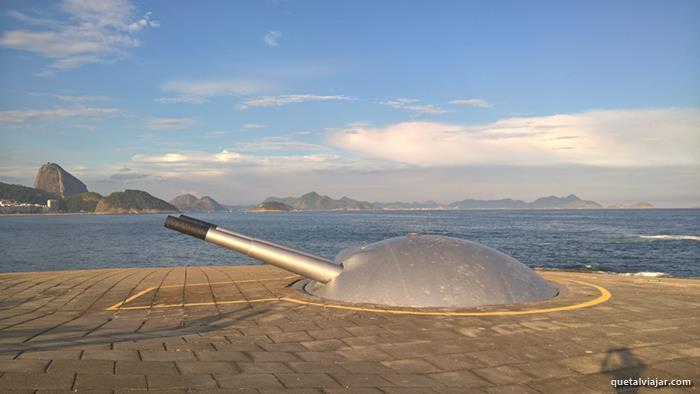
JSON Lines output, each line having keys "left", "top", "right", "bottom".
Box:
{"left": 170, "top": 194, "right": 227, "bottom": 212}
{"left": 254, "top": 201, "right": 292, "bottom": 212}
{"left": 257, "top": 192, "right": 655, "bottom": 211}
{"left": 0, "top": 163, "right": 177, "bottom": 214}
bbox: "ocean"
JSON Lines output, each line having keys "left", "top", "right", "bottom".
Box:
{"left": 1, "top": 209, "right": 698, "bottom": 277}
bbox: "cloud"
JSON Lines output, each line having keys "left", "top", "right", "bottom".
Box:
{"left": 329, "top": 108, "right": 700, "bottom": 167}
{"left": 32, "top": 93, "right": 111, "bottom": 103}
{"left": 157, "top": 80, "right": 268, "bottom": 104}
{"left": 449, "top": 98, "right": 492, "bottom": 108}
{"left": 243, "top": 123, "right": 265, "bottom": 129}
{"left": 379, "top": 98, "right": 450, "bottom": 115}
{"left": 235, "top": 137, "right": 331, "bottom": 152}
{"left": 263, "top": 30, "right": 281, "bottom": 47}
{"left": 0, "top": 106, "right": 120, "bottom": 123}
{"left": 155, "top": 96, "right": 206, "bottom": 104}
{"left": 237, "top": 94, "right": 352, "bottom": 110}
{"left": 146, "top": 117, "right": 196, "bottom": 130}
{"left": 110, "top": 172, "right": 149, "bottom": 181}
{"left": 1, "top": 0, "right": 159, "bottom": 74}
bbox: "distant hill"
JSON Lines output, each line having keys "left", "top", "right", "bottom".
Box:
{"left": 449, "top": 194, "right": 602, "bottom": 209}
{"left": 254, "top": 201, "right": 292, "bottom": 211}
{"left": 0, "top": 182, "right": 59, "bottom": 204}
{"left": 95, "top": 190, "right": 179, "bottom": 214}
{"left": 62, "top": 192, "right": 103, "bottom": 213}
{"left": 528, "top": 194, "right": 602, "bottom": 209}
{"left": 170, "top": 194, "right": 227, "bottom": 212}
{"left": 448, "top": 198, "right": 529, "bottom": 209}
{"left": 374, "top": 200, "right": 443, "bottom": 210}
{"left": 264, "top": 192, "right": 375, "bottom": 211}
{"left": 33, "top": 162, "right": 88, "bottom": 197}
{"left": 607, "top": 202, "right": 655, "bottom": 209}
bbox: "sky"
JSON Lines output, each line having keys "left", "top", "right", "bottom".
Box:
{"left": 0, "top": 0, "right": 698, "bottom": 207}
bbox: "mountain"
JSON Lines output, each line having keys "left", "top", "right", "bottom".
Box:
{"left": 254, "top": 201, "right": 292, "bottom": 211}
{"left": 62, "top": 192, "right": 103, "bottom": 213}
{"left": 0, "top": 182, "right": 59, "bottom": 204}
{"left": 170, "top": 194, "right": 227, "bottom": 212}
{"left": 33, "top": 162, "right": 88, "bottom": 197}
{"left": 264, "top": 192, "right": 375, "bottom": 210}
{"left": 449, "top": 194, "right": 603, "bottom": 209}
{"left": 374, "top": 200, "right": 443, "bottom": 210}
{"left": 95, "top": 190, "right": 179, "bottom": 214}
{"left": 448, "top": 198, "right": 529, "bottom": 209}
{"left": 608, "top": 202, "right": 655, "bottom": 209}
{"left": 528, "top": 194, "right": 602, "bottom": 209}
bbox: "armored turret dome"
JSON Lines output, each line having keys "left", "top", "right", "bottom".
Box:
{"left": 305, "top": 235, "right": 557, "bottom": 308}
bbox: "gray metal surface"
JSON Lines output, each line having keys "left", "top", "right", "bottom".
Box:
{"left": 306, "top": 235, "right": 557, "bottom": 308}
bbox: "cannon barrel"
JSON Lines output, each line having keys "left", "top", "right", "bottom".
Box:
{"left": 164, "top": 215, "right": 342, "bottom": 283}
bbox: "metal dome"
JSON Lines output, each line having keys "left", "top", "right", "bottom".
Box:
{"left": 305, "top": 235, "right": 557, "bottom": 308}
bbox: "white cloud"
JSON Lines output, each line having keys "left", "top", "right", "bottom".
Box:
{"left": 32, "top": 93, "right": 111, "bottom": 104}
{"left": 243, "top": 123, "right": 265, "bottom": 129}
{"left": 157, "top": 80, "right": 268, "bottom": 104}
{"left": 1, "top": 0, "right": 159, "bottom": 74}
{"left": 0, "top": 106, "right": 120, "bottom": 123}
{"left": 263, "top": 30, "right": 281, "bottom": 47}
{"left": 146, "top": 117, "right": 196, "bottom": 130}
{"left": 449, "top": 98, "right": 492, "bottom": 108}
{"left": 155, "top": 96, "right": 206, "bottom": 104}
{"left": 237, "top": 94, "right": 352, "bottom": 110}
{"left": 236, "top": 137, "right": 331, "bottom": 152}
{"left": 380, "top": 98, "right": 450, "bottom": 115}
{"left": 329, "top": 108, "right": 700, "bottom": 168}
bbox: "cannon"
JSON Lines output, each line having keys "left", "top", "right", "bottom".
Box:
{"left": 165, "top": 215, "right": 557, "bottom": 308}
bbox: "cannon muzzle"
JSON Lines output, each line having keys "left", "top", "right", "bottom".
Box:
{"left": 165, "top": 215, "right": 342, "bottom": 283}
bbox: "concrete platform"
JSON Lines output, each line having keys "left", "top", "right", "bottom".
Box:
{"left": 0, "top": 266, "right": 697, "bottom": 393}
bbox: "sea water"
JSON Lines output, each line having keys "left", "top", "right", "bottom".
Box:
{"left": 0, "top": 209, "right": 698, "bottom": 277}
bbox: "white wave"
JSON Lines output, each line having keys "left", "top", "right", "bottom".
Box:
{"left": 638, "top": 235, "right": 700, "bottom": 242}
{"left": 620, "top": 271, "right": 669, "bottom": 278}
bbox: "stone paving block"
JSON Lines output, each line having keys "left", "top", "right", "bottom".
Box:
{"left": 337, "top": 361, "right": 396, "bottom": 374}
{"left": 428, "top": 370, "right": 491, "bottom": 388}
{"left": 147, "top": 373, "right": 218, "bottom": 389}
{"left": 248, "top": 351, "right": 299, "bottom": 362}
{"left": 516, "top": 359, "right": 579, "bottom": 380}
{"left": 18, "top": 349, "right": 82, "bottom": 360}
{"left": 423, "top": 352, "right": 488, "bottom": 371}
{"left": 287, "top": 361, "right": 345, "bottom": 373}
{"left": 0, "top": 359, "right": 50, "bottom": 372}
{"left": 324, "top": 389, "right": 383, "bottom": 394}
{"left": 74, "top": 373, "right": 147, "bottom": 390}
{"left": 269, "top": 331, "right": 313, "bottom": 343}
{"left": 473, "top": 365, "right": 535, "bottom": 385}
{"left": 383, "top": 373, "right": 438, "bottom": 387}
{"left": 47, "top": 359, "right": 114, "bottom": 374}
{"left": 301, "top": 339, "right": 347, "bottom": 351}
{"left": 259, "top": 389, "right": 323, "bottom": 394}
{"left": 484, "top": 384, "right": 541, "bottom": 394}
{"left": 528, "top": 377, "right": 602, "bottom": 394}
{"left": 381, "top": 358, "right": 441, "bottom": 373}
{"left": 195, "top": 350, "right": 250, "bottom": 361}
{"left": 176, "top": 360, "right": 239, "bottom": 374}
{"left": 82, "top": 349, "right": 140, "bottom": 361}
{"left": 140, "top": 350, "right": 196, "bottom": 361}
{"left": 330, "top": 373, "right": 393, "bottom": 388}
{"left": 275, "top": 372, "right": 341, "bottom": 388}
{"left": 216, "top": 373, "right": 283, "bottom": 389}
{"left": 295, "top": 351, "right": 347, "bottom": 362}
{"left": 238, "top": 361, "right": 294, "bottom": 374}
{"left": 306, "top": 328, "right": 351, "bottom": 340}
{"left": 335, "top": 347, "right": 393, "bottom": 361}
{"left": 258, "top": 342, "right": 309, "bottom": 352}
{"left": 115, "top": 360, "right": 179, "bottom": 375}
{"left": 0, "top": 372, "right": 74, "bottom": 390}
{"left": 382, "top": 388, "right": 438, "bottom": 394}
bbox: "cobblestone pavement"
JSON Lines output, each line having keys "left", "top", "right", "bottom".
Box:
{"left": 0, "top": 266, "right": 698, "bottom": 393}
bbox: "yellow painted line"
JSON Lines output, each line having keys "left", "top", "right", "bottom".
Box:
{"left": 117, "top": 298, "right": 280, "bottom": 311}
{"left": 106, "top": 286, "right": 157, "bottom": 311}
{"left": 107, "top": 278, "right": 611, "bottom": 316}
{"left": 279, "top": 280, "right": 611, "bottom": 316}
{"left": 106, "top": 275, "right": 300, "bottom": 311}
{"left": 159, "top": 275, "right": 300, "bottom": 289}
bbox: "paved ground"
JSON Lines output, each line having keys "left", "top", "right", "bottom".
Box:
{"left": 0, "top": 266, "right": 697, "bottom": 393}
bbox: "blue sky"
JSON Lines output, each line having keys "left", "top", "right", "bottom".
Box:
{"left": 0, "top": 0, "right": 698, "bottom": 206}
